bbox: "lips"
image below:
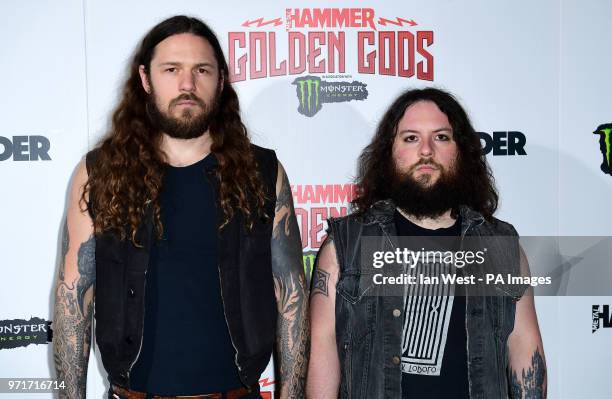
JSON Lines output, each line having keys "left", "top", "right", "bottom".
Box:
{"left": 176, "top": 100, "right": 198, "bottom": 106}
{"left": 416, "top": 164, "right": 438, "bottom": 172}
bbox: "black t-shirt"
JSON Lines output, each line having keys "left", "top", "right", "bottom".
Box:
{"left": 130, "top": 154, "right": 242, "bottom": 395}
{"left": 394, "top": 210, "right": 470, "bottom": 399}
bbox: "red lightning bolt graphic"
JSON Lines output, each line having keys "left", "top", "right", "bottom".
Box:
{"left": 242, "top": 18, "right": 283, "bottom": 28}
{"left": 259, "top": 377, "right": 276, "bottom": 388}
{"left": 377, "top": 17, "right": 418, "bottom": 27}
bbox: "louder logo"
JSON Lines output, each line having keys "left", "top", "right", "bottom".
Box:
{"left": 0, "top": 135, "right": 51, "bottom": 161}
{"left": 479, "top": 131, "right": 527, "bottom": 156}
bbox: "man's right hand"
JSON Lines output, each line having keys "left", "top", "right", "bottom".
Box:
{"left": 53, "top": 160, "right": 96, "bottom": 399}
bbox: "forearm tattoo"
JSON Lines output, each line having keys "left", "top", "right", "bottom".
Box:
{"left": 509, "top": 349, "right": 547, "bottom": 399}
{"left": 53, "top": 221, "right": 95, "bottom": 399}
{"left": 76, "top": 239, "right": 96, "bottom": 316}
{"left": 272, "top": 169, "right": 309, "bottom": 398}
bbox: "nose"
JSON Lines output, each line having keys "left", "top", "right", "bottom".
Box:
{"left": 179, "top": 71, "right": 196, "bottom": 92}
{"left": 419, "top": 137, "right": 433, "bottom": 157}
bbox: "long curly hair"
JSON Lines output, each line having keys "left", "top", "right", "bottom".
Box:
{"left": 82, "top": 16, "right": 267, "bottom": 243}
{"left": 352, "top": 87, "right": 498, "bottom": 220}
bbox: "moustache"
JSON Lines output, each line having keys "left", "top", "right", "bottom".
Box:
{"left": 409, "top": 159, "right": 443, "bottom": 172}
{"left": 169, "top": 94, "right": 206, "bottom": 108}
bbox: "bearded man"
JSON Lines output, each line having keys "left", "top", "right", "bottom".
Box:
{"left": 53, "top": 15, "right": 308, "bottom": 399}
{"left": 307, "top": 88, "right": 546, "bottom": 399}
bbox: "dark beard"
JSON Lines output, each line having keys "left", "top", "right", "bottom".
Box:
{"left": 147, "top": 88, "right": 220, "bottom": 140}
{"left": 388, "top": 160, "right": 466, "bottom": 219}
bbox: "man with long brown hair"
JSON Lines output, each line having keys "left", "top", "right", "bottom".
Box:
{"left": 307, "top": 88, "right": 546, "bottom": 398}
{"left": 53, "top": 16, "right": 308, "bottom": 399}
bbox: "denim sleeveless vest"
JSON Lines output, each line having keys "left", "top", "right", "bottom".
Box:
{"left": 328, "top": 200, "right": 525, "bottom": 399}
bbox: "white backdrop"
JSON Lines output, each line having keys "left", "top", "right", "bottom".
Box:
{"left": 1, "top": 1, "right": 611, "bottom": 398}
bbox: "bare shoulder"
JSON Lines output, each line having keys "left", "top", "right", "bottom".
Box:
{"left": 67, "top": 159, "right": 91, "bottom": 222}
{"left": 316, "top": 238, "right": 339, "bottom": 273}
{"left": 275, "top": 160, "right": 288, "bottom": 193}
{"left": 72, "top": 159, "right": 88, "bottom": 191}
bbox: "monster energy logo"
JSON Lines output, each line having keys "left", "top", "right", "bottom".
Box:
{"left": 303, "top": 250, "right": 317, "bottom": 286}
{"left": 594, "top": 123, "right": 612, "bottom": 176}
{"left": 292, "top": 76, "right": 322, "bottom": 117}
{"left": 292, "top": 76, "right": 368, "bottom": 117}
{"left": 298, "top": 79, "right": 320, "bottom": 111}
{"left": 0, "top": 318, "right": 52, "bottom": 350}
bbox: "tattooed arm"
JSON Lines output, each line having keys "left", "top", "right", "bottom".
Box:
{"left": 507, "top": 248, "right": 547, "bottom": 399}
{"left": 272, "top": 162, "right": 309, "bottom": 399}
{"left": 306, "top": 237, "right": 340, "bottom": 399}
{"left": 53, "top": 160, "right": 95, "bottom": 399}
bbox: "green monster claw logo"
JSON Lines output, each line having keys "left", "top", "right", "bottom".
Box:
{"left": 594, "top": 124, "right": 612, "bottom": 176}
{"left": 292, "top": 76, "right": 322, "bottom": 117}
{"left": 303, "top": 250, "right": 317, "bottom": 286}
{"left": 292, "top": 75, "right": 368, "bottom": 117}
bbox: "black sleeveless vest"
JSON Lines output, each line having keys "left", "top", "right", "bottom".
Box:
{"left": 86, "top": 145, "right": 278, "bottom": 388}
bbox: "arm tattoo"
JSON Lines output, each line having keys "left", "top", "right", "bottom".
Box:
{"left": 311, "top": 269, "right": 330, "bottom": 297}
{"left": 54, "top": 226, "right": 95, "bottom": 399}
{"left": 272, "top": 169, "right": 309, "bottom": 398}
{"left": 59, "top": 219, "right": 69, "bottom": 281}
{"left": 76, "top": 237, "right": 96, "bottom": 316}
{"left": 509, "top": 349, "right": 547, "bottom": 399}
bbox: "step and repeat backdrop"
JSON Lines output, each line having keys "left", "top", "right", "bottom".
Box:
{"left": 1, "top": 0, "right": 611, "bottom": 398}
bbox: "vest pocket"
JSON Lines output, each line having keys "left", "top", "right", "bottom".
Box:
{"left": 337, "top": 270, "right": 375, "bottom": 304}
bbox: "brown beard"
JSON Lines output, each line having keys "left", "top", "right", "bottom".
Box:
{"left": 388, "top": 158, "right": 467, "bottom": 219}
{"left": 146, "top": 85, "right": 221, "bottom": 139}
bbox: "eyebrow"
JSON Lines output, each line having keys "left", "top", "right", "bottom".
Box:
{"left": 398, "top": 128, "right": 453, "bottom": 134}
{"left": 156, "top": 62, "right": 217, "bottom": 68}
